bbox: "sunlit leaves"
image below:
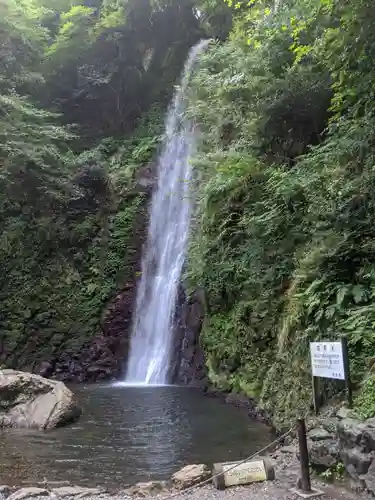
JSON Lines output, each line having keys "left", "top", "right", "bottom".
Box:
{"left": 46, "top": 5, "right": 95, "bottom": 58}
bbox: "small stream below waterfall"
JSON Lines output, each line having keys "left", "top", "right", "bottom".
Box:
{"left": 0, "top": 385, "right": 272, "bottom": 489}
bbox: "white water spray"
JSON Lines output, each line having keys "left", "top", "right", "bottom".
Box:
{"left": 124, "top": 40, "right": 210, "bottom": 386}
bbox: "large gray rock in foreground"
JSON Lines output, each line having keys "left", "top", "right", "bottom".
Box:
{"left": 337, "top": 416, "right": 375, "bottom": 492}
{"left": 0, "top": 369, "right": 81, "bottom": 429}
{"left": 308, "top": 438, "right": 339, "bottom": 468}
{"left": 7, "top": 488, "right": 49, "bottom": 500}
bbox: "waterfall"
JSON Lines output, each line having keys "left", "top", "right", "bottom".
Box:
{"left": 124, "top": 40, "right": 210, "bottom": 386}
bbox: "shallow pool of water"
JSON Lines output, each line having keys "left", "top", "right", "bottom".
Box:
{"left": 0, "top": 384, "right": 272, "bottom": 488}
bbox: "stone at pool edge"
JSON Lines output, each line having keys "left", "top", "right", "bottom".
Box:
{"left": 7, "top": 488, "right": 49, "bottom": 500}
{"left": 171, "top": 464, "right": 211, "bottom": 490}
{"left": 117, "top": 465, "right": 210, "bottom": 497}
{"left": 51, "top": 487, "right": 105, "bottom": 498}
{"left": 120, "top": 481, "right": 169, "bottom": 497}
{"left": 0, "top": 370, "right": 81, "bottom": 430}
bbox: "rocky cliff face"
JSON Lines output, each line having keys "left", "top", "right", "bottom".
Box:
{"left": 34, "top": 168, "right": 154, "bottom": 383}
{"left": 304, "top": 407, "right": 375, "bottom": 495}
{"left": 38, "top": 285, "right": 138, "bottom": 382}
{"left": 171, "top": 287, "right": 208, "bottom": 386}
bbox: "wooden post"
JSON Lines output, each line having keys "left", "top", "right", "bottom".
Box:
{"left": 341, "top": 337, "right": 352, "bottom": 408}
{"left": 297, "top": 418, "right": 311, "bottom": 493}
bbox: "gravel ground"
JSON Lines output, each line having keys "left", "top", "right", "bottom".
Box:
{"left": 132, "top": 482, "right": 366, "bottom": 500}
{"left": 69, "top": 480, "right": 369, "bottom": 500}
{"left": 122, "top": 450, "right": 369, "bottom": 500}
{"left": 5, "top": 450, "right": 371, "bottom": 500}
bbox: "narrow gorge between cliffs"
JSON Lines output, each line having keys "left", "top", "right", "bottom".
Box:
{"left": 124, "top": 40, "right": 210, "bottom": 385}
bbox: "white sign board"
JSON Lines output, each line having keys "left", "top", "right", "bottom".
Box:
{"left": 310, "top": 341, "right": 345, "bottom": 380}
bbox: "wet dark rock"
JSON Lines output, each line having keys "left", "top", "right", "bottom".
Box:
{"left": 308, "top": 438, "right": 339, "bottom": 467}
{"left": 32, "top": 287, "right": 136, "bottom": 383}
{"left": 335, "top": 416, "right": 375, "bottom": 494}
{"left": 361, "top": 458, "right": 375, "bottom": 494}
{"left": 1, "top": 158, "right": 203, "bottom": 387}
{"left": 172, "top": 286, "right": 271, "bottom": 425}
{"left": 121, "top": 481, "right": 168, "bottom": 496}
{"left": 308, "top": 427, "right": 333, "bottom": 441}
{"left": 0, "top": 486, "right": 11, "bottom": 500}
{"left": 306, "top": 415, "right": 375, "bottom": 483}
{"left": 341, "top": 448, "right": 373, "bottom": 476}
{"left": 171, "top": 287, "right": 208, "bottom": 387}
{"left": 337, "top": 418, "right": 364, "bottom": 449}
{"left": 338, "top": 418, "right": 375, "bottom": 452}
{"left": 39, "top": 361, "right": 54, "bottom": 378}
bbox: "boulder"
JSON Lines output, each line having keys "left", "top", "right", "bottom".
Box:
{"left": 337, "top": 418, "right": 364, "bottom": 449}
{"left": 308, "top": 427, "right": 333, "bottom": 441}
{"left": 279, "top": 445, "right": 297, "bottom": 454}
{"left": 122, "top": 481, "right": 168, "bottom": 497}
{"left": 338, "top": 417, "right": 375, "bottom": 452}
{"left": 340, "top": 448, "right": 373, "bottom": 476}
{"left": 308, "top": 439, "right": 339, "bottom": 468}
{"left": 337, "top": 407, "right": 357, "bottom": 420}
{"left": 337, "top": 415, "right": 375, "bottom": 493}
{"left": 361, "top": 457, "right": 375, "bottom": 494}
{"left": 7, "top": 488, "right": 49, "bottom": 500}
{"left": 52, "top": 487, "right": 104, "bottom": 498}
{"left": 171, "top": 288, "right": 208, "bottom": 387}
{"left": 171, "top": 464, "right": 210, "bottom": 490}
{"left": 0, "top": 370, "right": 81, "bottom": 429}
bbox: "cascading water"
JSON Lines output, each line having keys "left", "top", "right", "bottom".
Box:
{"left": 124, "top": 40, "right": 210, "bottom": 386}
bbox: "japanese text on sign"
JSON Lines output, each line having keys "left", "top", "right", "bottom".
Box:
{"left": 222, "top": 460, "right": 267, "bottom": 486}
{"left": 310, "top": 341, "right": 345, "bottom": 380}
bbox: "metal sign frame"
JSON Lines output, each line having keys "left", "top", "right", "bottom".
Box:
{"left": 309, "top": 337, "right": 352, "bottom": 414}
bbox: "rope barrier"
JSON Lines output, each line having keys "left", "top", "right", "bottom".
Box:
{"left": 160, "top": 423, "right": 296, "bottom": 499}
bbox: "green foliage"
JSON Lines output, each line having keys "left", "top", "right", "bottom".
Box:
{"left": 354, "top": 376, "right": 375, "bottom": 420}
{"left": 7, "top": 0, "right": 375, "bottom": 426}
{"left": 40, "top": 0, "right": 203, "bottom": 141}
{"left": 0, "top": 0, "right": 47, "bottom": 93}
{"left": 187, "top": 0, "right": 375, "bottom": 424}
{"left": 46, "top": 5, "right": 96, "bottom": 60}
{"left": 319, "top": 461, "right": 345, "bottom": 481}
{"left": 0, "top": 123, "right": 156, "bottom": 368}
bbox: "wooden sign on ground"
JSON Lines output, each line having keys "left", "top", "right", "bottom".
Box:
{"left": 212, "top": 458, "right": 275, "bottom": 490}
